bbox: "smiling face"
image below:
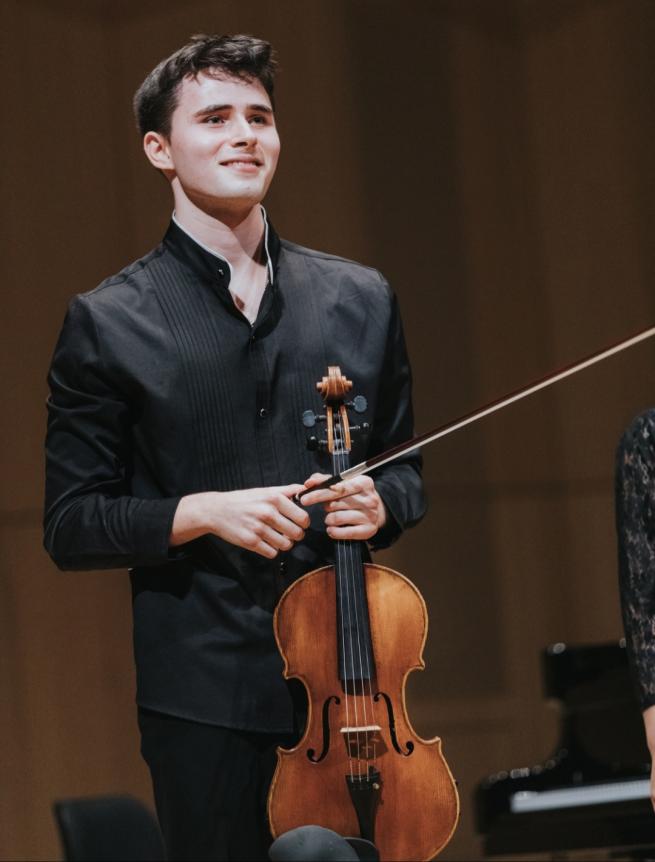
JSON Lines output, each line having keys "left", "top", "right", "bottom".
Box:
{"left": 144, "top": 71, "right": 280, "bottom": 222}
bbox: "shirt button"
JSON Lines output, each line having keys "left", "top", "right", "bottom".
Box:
{"left": 279, "top": 561, "right": 287, "bottom": 575}
{"left": 218, "top": 268, "right": 225, "bottom": 277}
{"left": 259, "top": 407, "right": 268, "bottom": 418}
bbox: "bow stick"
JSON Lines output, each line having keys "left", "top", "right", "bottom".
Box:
{"left": 299, "top": 323, "right": 655, "bottom": 501}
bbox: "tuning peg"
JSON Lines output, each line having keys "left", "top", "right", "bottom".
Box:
{"left": 349, "top": 422, "right": 370, "bottom": 435}
{"left": 306, "top": 436, "right": 327, "bottom": 452}
{"left": 347, "top": 395, "right": 368, "bottom": 414}
{"left": 302, "top": 410, "right": 327, "bottom": 428}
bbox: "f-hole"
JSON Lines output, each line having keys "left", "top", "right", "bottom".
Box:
{"left": 374, "top": 692, "right": 414, "bottom": 756}
{"left": 307, "top": 695, "right": 340, "bottom": 763}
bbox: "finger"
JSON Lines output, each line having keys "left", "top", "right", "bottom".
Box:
{"left": 327, "top": 476, "right": 373, "bottom": 495}
{"left": 300, "top": 483, "right": 348, "bottom": 507}
{"left": 253, "top": 539, "right": 280, "bottom": 559}
{"left": 324, "top": 493, "right": 375, "bottom": 513}
{"left": 276, "top": 494, "right": 311, "bottom": 529}
{"left": 262, "top": 506, "right": 306, "bottom": 540}
{"left": 306, "top": 475, "right": 381, "bottom": 509}
{"left": 242, "top": 528, "right": 285, "bottom": 558}
{"left": 258, "top": 524, "right": 295, "bottom": 552}
{"left": 298, "top": 475, "right": 337, "bottom": 506}
{"left": 278, "top": 483, "right": 309, "bottom": 498}
{"left": 302, "top": 473, "right": 331, "bottom": 489}
{"left": 325, "top": 509, "right": 369, "bottom": 527}
{"left": 326, "top": 523, "right": 377, "bottom": 541}
{"left": 326, "top": 477, "right": 373, "bottom": 500}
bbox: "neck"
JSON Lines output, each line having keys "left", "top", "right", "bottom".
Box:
{"left": 172, "top": 192, "right": 265, "bottom": 269}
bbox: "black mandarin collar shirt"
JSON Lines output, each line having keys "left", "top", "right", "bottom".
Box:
{"left": 44, "top": 216, "right": 426, "bottom": 732}
{"left": 167, "top": 209, "right": 279, "bottom": 322}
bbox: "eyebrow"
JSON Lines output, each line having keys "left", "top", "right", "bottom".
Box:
{"left": 193, "top": 103, "right": 273, "bottom": 118}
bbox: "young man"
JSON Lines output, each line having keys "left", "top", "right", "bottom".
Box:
{"left": 44, "top": 34, "right": 425, "bottom": 861}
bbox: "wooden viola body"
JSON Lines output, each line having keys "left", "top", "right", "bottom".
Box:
{"left": 269, "top": 366, "right": 459, "bottom": 859}
{"left": 268, "top": 561, "right": 460, "bottom": 861}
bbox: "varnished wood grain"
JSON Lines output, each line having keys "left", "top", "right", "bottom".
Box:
{"left": 269, "top": 564, "right": 459, "bottom": 861}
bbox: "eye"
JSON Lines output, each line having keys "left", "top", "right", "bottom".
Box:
{"left": 249, "top": 115, "right": 269, "bottom": 125}
{"left": 204, "top": 115, "right": 225, "bottom": 125}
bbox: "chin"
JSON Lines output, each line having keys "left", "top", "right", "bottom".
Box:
{"left": 186, "top": 180, "right": 270, "bottom": 216}
{"left": 217, "top": 186, "right": 267, "bottom": 208}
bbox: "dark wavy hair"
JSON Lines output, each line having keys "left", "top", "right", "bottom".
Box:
{"left": 134, "top": 34, "right": 277, "bottom": 138}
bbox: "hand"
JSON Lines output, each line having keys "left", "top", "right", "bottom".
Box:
{"left": 643, "top": 705, "right": 655, "bottom": 812}
{"left": 171, "top": 485, "right": 310, "bottom": 559}
{"left": 300, "top": 473, "right": 387, "bottom": 542}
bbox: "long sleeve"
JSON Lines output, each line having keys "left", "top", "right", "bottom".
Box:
{"left": 368, "top": 279, "right": 426, "bottom": 549}
{"left": 43, "top": 295, "right": 181, "bottom": 570}
{"left": 616, "top": 409, "right": 655, "bottom": 710}
{"left": 42, "top": 225, "right": 432, "bottom": 731}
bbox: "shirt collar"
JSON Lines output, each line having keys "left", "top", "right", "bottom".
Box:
{"left": 163, "top": 206, "right": 280, "bottom": 289}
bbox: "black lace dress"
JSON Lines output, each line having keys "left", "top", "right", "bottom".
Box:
{"left": 616, "top": 410, "right": 655, "bottom": 711}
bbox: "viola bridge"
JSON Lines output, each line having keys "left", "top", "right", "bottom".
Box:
{"left": 340, "top": 725, "right": 387, "bottom": 760}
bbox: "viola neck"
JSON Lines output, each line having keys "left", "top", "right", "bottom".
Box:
{"left": 331, "top": 448, "right": 376, "bottom": 684}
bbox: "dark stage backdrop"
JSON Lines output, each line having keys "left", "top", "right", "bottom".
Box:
{"left": 2, "top": 1, "right": 654, "bottom": 858}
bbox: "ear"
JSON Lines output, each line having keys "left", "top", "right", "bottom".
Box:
{"left": 143, "top": 131, "right": 174, "bottom": 172}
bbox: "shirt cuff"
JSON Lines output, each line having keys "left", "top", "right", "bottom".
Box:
{"left": 130, "top": 496, "right": 184, "bottom": 564}
{"left": 368, "top": 485, "right": 403, "bottom": 550}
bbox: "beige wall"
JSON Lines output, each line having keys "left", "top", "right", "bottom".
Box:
{"left": 2, "top": 1, "right": 654, "bottom": 859}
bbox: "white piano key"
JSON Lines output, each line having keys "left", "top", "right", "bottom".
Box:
{"left": 510, "top": 778, "right": 651, "bottom": 813}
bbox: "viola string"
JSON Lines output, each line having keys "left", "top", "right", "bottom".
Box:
{"left": 353, "top": 492, "right": 379, "bottom": 775}
{"left": 354, "top": 528, "right": 378, "bottom": 773}
{"left": 336, "top": 440, "right": 365, "bottom": 779}
{"left": 342, "top": 436, "right": 378, "bottom": 775}
{"left": 346, "top": 535, "right": 368, "bottom": 780}
{"left": 333, "top": 440, "right": 355, "bottom": 780}
{"left": 337, "top": 423, "right": 376, "bottom": 779}
{"left": 339, "top": 450, "right": 372, "bottom": 780}
{"left": 335, "top": 438, "right": 361, "bottom": 778}
{"left": 349, "top": 535, "right": 376, "bottom": 779}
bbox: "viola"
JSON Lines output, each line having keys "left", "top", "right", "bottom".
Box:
{"left": 267, "top": 367, "right": 459, "bottom": 861}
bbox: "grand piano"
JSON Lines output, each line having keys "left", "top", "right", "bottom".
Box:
{"left": 476, "top": 641, "right": 655, "bottom": 858}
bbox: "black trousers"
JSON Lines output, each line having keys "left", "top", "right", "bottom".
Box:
{"left": 138, "top": 708, "right": 298, "bottom": 862}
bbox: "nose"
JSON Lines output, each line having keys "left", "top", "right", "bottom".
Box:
{"left": 231, "top": 115, "right": 257, "bottom": 147}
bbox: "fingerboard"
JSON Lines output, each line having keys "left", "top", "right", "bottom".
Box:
{"left": 331, "top": 445, "right": 376, "bottom": 685}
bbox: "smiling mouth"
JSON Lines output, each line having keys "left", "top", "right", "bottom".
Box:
{"left": 220, "top": 159, "right": 262, "bottom": 167}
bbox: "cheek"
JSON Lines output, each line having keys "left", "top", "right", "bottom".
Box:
{"left": 178, "top": 152, "right": 214, "bottom": 186}
{"left": 266, "top": 132, "right": 281, "bottom": 164}
{"left": 173, "top": 129, "right": 224, "bottom": 161}
{"left": 168, "top": 137, "right": 206, "bottom": 176}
